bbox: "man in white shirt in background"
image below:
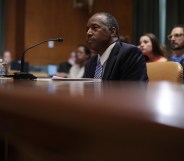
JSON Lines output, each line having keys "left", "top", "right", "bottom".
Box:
{"left": 169, "top": 25, "right": 184, "bottom": 66}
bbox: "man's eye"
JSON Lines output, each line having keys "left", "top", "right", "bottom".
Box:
{"left": 92, "top": 26, "right": 99, "bottom": 30}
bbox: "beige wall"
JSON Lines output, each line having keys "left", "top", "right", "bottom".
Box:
{"left": 5, "top": 0, "right": 132, "bottom": 65}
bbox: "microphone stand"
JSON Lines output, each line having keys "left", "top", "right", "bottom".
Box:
{"left": 13, "top": 38, "right": 64, "bottom": 80}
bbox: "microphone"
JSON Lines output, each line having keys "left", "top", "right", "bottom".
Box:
{"left": 13, "top": 38, "right": 64, "bottom": 80}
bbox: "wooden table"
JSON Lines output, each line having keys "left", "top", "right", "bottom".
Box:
{"left": 0, "top": 78, "right": 184, "bottom": 161}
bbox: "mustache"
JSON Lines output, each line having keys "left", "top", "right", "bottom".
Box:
{"left": 171, "top": 41, "right": 178, "bottom": 45}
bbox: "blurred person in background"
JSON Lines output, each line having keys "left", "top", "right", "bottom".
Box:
{"left": 57, "top": 51, "right": 76, "bottom": 73}
{"left": 168, "top": 25, "right": 184, "bottom": 66}
{"left": 138, "top": 33, "right": 167, "bottom": 62}
{"left": 54, "top": 44, "right": 90, "bottom": 78}
{"left": 2, "top": 50, "right": 12, "bottom": 65}
{"left": 2, "top": 50, "right": 13, "bottom": 74}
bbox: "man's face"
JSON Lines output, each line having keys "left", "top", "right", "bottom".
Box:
{"left": 86, "top": 14, "right": 112, "bottom": 53}
{"left": 169, "top": 27, "right": 184, "bottom": 50}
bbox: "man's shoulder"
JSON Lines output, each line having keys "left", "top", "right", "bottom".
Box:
{"left": 118, "top": 42, "right": 139, "bottom": 51}
{"left": 114, "top": 42, "right": 141, "bottom": 58}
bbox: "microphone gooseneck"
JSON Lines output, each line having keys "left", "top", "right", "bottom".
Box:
{"left": 21, "top": 38, "right": 64, "bottom": 72}
{"left": 15, "top": 37, "right": 64, "bottom": 79}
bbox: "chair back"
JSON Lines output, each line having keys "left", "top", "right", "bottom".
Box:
{"left": 146, "top": 62, "right": 183, "bottom": 83}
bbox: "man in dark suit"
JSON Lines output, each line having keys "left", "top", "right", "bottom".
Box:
{"left": 84, "top": 12, "right": 148, "bottom": 81}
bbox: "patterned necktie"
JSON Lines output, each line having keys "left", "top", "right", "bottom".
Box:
{"left": 94, "top": 60, "right": 103, "bottom": 79}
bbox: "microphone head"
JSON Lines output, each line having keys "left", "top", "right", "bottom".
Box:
{"left": 57, "top": 38, "right": 64, "bottom": 42}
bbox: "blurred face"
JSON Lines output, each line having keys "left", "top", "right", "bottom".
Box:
{"left": 169, "top": 27, "right": 184, "bottom": 50}
{"left": 86, "top": 14, "right": 112, "bottom": 54}
{"left": 68, "top": 51, "right": 76, "bottom": 64}
{"left": 139, "top": 36, "right": 153, "bottom": 55}
{"left": 3, "top": 51, "right": 12, "bottom": 64}
{"left": 75, "top": 46, "right": 88, "bottom": 65}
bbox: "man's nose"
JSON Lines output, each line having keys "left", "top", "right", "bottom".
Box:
{"left": 87, "top": 28, "right": 92, "bottom": 37}
{"left": 171, "top": 35, "right": 176, "bottom": 41}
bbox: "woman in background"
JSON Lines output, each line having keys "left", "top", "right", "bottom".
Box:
{"left": 138, "top": 33, "right": 168, "bottom": 62}
{"left": 54, "top": 44, "right": 90, "bottom": 78}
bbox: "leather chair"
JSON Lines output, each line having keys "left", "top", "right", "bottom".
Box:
{"left": 146, "top": 62, "right": 183, "bottom": 83}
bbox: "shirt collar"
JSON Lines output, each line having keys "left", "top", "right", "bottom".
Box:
{"left": 171, "top": 54, "right": 184, "bottom": 62}
{"left": 98, "top": 42, "right": 116, "bottom": 65}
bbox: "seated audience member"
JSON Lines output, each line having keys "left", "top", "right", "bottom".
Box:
{"left": 11, "top": 60, "right": 29, "bottom": 72}
{"left": 2, "top": 51, "right": 29, "bottom": 73}
{"left": 138, "top": 33, "right": 168, "bottom": 62}
{"left": 2, "top": 51, "right": 12, "bottom": 74}
{"left": 58, "top": 51, "right": 76, "bottom": 73}
{"left": 168, "top": 25, "right": 184, "bottom": 66}
{"left": 2, "top": 50, "right": 12, "bottom": 65}
{"left": 84, "top": 12, "right": 148, "bottom": 81}
{"left": 55, "top": 45, "right": 91, "bottom": 78}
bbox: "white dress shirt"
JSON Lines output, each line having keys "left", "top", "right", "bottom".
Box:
{"left": 68, "top": 64, "right": 84, "bottom": 78}
{"left": 97, "top": 42, "right": 116, "bottom": 76}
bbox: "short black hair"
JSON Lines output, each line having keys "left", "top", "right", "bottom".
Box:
{"left": 96, "top": 12, "right": 120, "bottom": 37}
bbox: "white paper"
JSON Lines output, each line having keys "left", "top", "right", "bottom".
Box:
{"left": 52, "top": 76, "right": 101, "bottom": 82}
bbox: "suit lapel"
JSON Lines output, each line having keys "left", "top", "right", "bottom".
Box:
{"left": 103, "top": 42, "right": 121, "bottom": 80}
{"left": 88, "top": 55, "right": 98, "bottom": 78}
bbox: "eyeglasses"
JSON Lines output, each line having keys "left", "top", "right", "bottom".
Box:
{"left": 168, "top": 33, "right": 184, "bottom": 40}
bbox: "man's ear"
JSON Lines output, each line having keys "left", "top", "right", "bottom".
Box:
{"left": 110, "top": 27, "right": 117, "bottom": 37}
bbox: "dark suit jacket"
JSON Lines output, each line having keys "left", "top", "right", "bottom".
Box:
{"left": 84, "top": 41, "right": 148, "bottom": 81}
